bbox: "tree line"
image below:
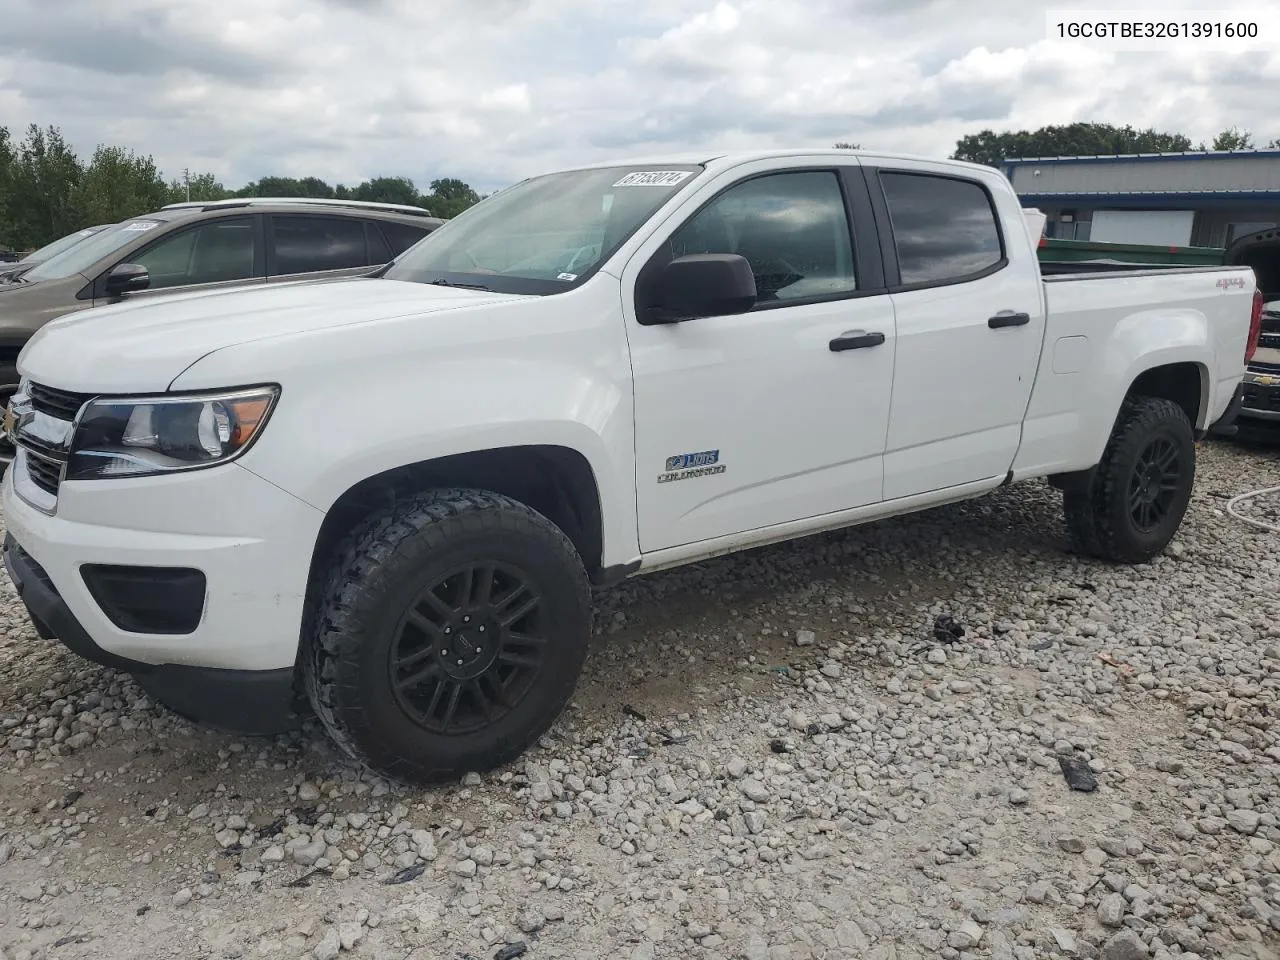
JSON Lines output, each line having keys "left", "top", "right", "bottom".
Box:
{"left": 0, "top": 123, "right": 483, "bottom": 252}
{"left": 949, "top": 122, "right": 1280, "bottom": 167}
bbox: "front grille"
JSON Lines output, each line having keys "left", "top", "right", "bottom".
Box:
{"left": 1243, "top": 383, "right": 1280, "bottom": 413}
{"left": 1251, "top": 360, "right": 1280, "bottom": 374}
{"left": 1259, "top": 333, "right": 1280, "bottom": 350}
{"left": 28, "top": 382, "right": 95, "bottom": 421}
{"left": 24, "top": 450, "right": 65, "bottom": 496}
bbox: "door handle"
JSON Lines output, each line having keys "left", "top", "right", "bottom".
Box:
{"left": 988, "top": 312, "right": 1031, "bottom": 329}
{"left": 829, "top": 331, "right": 885, "bottom": 352}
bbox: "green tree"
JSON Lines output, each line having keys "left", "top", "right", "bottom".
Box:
{"left": 424, "top": 177, "right": 480, "bottom": 218}
{"left": 73, "top": 144, "right": 168, "bottom": 226}
{"left": 953, "top": 122, "right": 1193, "bottom": 167}
{"left": 351, "top": 175, "right": 419, "bottom": 206}
{"left": 0, "top": 126, "right": 15, "bottom": 249}
{"left": 166, "top": 171, "right": 231, "bottom": 204}
{"left": 1203, "top": 126, "right": 1254, "bottom": 150}
{"left": 237, "top": 175, "right": 335, "bottom": 198}
{"left": 8, "top": 124, "right": 84, "bottom": 248}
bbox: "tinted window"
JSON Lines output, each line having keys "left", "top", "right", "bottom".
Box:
{"left": 668, "top": 171, "right": 856, "bottom": 302}
{"left": 23, "top": 219, "right": 167, "bottom": 283}
{"left": 132, "top": 219, "right": 256, "bottom": 289}
{"left": 381, "top": 222, "right": 431, "bottom": 257}
{"left": 366, "top": 222, "right": 392, "bottom": 264}
{"left": 272, "top": 216, "right": 367, "bottom": 275}
{"left": 880, "top": 173, "right": 1002, "bottom": 285}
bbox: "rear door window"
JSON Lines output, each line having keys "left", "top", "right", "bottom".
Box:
{"left": 381, "top": 221, "right": 432, "bottom": 257}
{"left": 365, "top": 222, "right": 392, "bottom": 264}
{"left": 270, "top": 215, "right": 369, "bottom": 275}
{"left": 879, "top": 172, "right": 1004, "bottom": 286}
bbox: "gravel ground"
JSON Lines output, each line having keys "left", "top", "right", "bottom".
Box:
{"left": 0, "top": 438, "right": 1278, "bottom": 960}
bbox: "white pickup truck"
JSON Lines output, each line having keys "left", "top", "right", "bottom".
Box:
{"left": 1, "top": 150, "right": 1260, "bottom": 783}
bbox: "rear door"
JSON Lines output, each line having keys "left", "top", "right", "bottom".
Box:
{"left": 867, "top": 163, "right": 1046, "bottom": 500}
{"left": 266, "top": 214, "right": 386, "bottom": 283}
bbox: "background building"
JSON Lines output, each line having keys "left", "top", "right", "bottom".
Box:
{"left": 1006, "top": 151, "right": 1280, "bottom": 248}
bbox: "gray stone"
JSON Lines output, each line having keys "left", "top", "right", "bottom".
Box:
{"left": 172, "top": 888, "right": 192, "bottom": 907}
{"left": 297, "top": 782, "right": 321, "bottom": 803}
{"left": 516, "top": 910, "right": 545, "bottom": 934}
{"left": 1050, "top": 928, "right": 1077, "bottom": 954}
{"left": 291, "top": 840, "right": 326, "bottom": 866}
{"left": 948, "top": 919, "right": 983, "bottom": 949}
{"left": 1099, "top": 892, "right": 1126, "bottom": 927}
{"left": 1228, "top": 810, "right": 1261, "bottom": 835}
{"left": 741, "top": 779, "right": 771, "bottom": 803}
{"left": 313, "top": 929, "right": 341, "bottom": 960}
{"left": 338, "top": 923, "right": 363, "bottom": 951}
{"left": 795, "top": 630, "right": 816, "bottom": 647}
{"left": 1100, "top": 930, "right": 1149, "bottom": 960}
{"left": 1057, "top": 835, "right": 1086, "bottom": 853}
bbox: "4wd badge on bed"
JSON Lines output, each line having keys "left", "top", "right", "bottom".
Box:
{"left": 658, "top": 449, "right": 726, "bottom": 483}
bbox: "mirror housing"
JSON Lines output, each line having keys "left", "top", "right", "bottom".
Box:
{"left": 104, "top": 263, "right": 150, "bottom": 297}
{"left": 641, "top": 253, "right": 756, "bottom": 324}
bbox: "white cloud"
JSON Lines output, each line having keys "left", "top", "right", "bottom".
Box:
{"left": 0, "top": 0, "right": 1276, "bottom": 194}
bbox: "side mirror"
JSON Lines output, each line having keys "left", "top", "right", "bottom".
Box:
{"left": 104, "top": 263, "right": 150, "bottom": 297}
{"left": 642, "top": 253, "right": 756, "bottom": 324}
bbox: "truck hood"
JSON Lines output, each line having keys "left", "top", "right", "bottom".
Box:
{"left": 18, "top": 278, "right": 527, "bottom": 392}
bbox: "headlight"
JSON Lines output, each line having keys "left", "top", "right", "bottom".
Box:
{"left": 67, "top": 386, "right": 279, "bottom": 480}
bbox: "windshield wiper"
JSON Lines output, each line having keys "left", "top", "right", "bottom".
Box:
{"left": 430, "top": 278, "right": 490, "bottom": 291}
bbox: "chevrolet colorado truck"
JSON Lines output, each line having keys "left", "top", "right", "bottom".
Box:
{"left": 0, "top": 150, "right": 1260, "bottom": 784}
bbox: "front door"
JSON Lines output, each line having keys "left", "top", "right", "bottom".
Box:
{"left": 623, "top": 163, "right": 897, "bottom": 553}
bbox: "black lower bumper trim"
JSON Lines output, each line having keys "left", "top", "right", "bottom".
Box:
{"left": 2, "top": 534, "right": 303, "bottom": 735}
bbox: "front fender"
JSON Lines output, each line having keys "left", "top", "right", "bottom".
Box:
{"left": 170, "top": 282, "right": 642, "bottom": 567}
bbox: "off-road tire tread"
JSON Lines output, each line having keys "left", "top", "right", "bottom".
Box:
{"left": 1064, "top": 396, "right": 1194, "bottom": 564}
{"left": 302, "top": 488, "right": 590, "bottom": 785}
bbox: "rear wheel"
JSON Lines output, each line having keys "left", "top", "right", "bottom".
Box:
{"left": 303, "top": 489, "right": 591, "bottom": 784}
{"left": 1063, "top": 396, "right": 1196, "bottom": 563}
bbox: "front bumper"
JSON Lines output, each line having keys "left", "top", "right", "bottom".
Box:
{"left": 1, "top": 460, "right": 325, "bottom": 731}
{"left": 3, "top": 535, "right": 300, "bottom": 733}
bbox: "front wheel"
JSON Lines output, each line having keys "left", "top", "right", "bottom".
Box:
{"left": 303, "top": 489, "right": 591, "bottom": 784}
{"left": 1063, "top": 396, "right": 1196, "bottom": 563}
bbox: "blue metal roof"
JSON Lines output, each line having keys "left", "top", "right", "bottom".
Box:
{"left": 1004, "top": 150, "right": 1280, "bottom": 165}
{"left": 1018, "top": 190, "right": 1280, "bottom": 209}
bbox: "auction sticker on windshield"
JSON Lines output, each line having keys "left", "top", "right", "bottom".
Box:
{"left": 613, "top": 171, "right": 693, "bottom": 187}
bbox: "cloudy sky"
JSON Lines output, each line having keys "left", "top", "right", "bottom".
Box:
{"left": 0, "top": 0, "right": 1276, "bottom": 193}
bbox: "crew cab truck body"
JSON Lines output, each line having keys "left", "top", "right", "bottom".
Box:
{"left": 1, "top": 150, "right": 1259, "bottom": 783}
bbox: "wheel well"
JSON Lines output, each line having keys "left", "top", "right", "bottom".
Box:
{"left": 307, "top": 445, "right": 604, "bottom": 593}
{"left": 1125, "top": 362, "right": 1204, "bottom": 428}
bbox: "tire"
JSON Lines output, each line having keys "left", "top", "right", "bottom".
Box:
{"left": 303, "top": 488, "right": 591, "bottom": 785}
{"left": 1062, "top": 396, "right": 1196, "bottom": 564}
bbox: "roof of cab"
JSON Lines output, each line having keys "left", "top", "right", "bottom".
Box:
{"left": 532, "top": 148, "right": 998, "bottom": 179}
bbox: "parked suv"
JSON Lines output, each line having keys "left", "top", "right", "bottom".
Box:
{"left": 0, "top": 198, "right": 444, "bottom": 464}
{"left": 0, "top": 225, "right": 112, "bottom": 285}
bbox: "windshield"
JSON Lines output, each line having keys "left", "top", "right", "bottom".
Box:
{"left": 21, "top": 218, "right": 165, "bottom": 283}
{"left": 383, "top": 164, "right": 703, "bottom": 294}
{"left": 20, "top": 225, "right": 110, "bottom": 267}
